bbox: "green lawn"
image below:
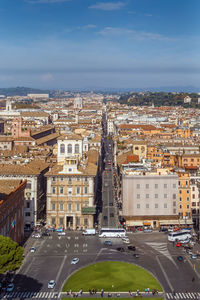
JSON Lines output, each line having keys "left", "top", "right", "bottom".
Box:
{"left": 62, "top": 261, "right": 162, "bottom": 292}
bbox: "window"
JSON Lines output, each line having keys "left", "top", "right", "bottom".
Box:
{"left": 173, "top": 209, "right": 176, "bottom": 214}
{"left": 146, "top": 204, "right": 149, "bottom": 208}
{"left": 155, "top": 204, "right": 158, "bottom": 208}
{"left": 60, "top": 202, "right": 64, "bottom": 211}
{"left": 173, "top": 184, "right": 176, "bottom": 188}
{"left": 52, "top": 177, "right": 56, "bottom": 182}
{"left": 164, "top": 203, "right": 167, "bottom": 208}
{"left": 76, "top": 202, "right": 80, "bottom": 211}
{"left": 84, "top": 187, "right": 88, "bottom": 194}
{"left": 192, "top": 187, "right": 195, "bottom": 191}
{"left": 59, "top": 217, "right": 63, "bottom": 226}
{"left": 179, "top": 190, "right": 182, "bottom": 194}
{"left": 178, "top": 181, "right": 180, "bottom": 186}
{"left": 52, "top": 186, "right": 56, "bottom": 194}
{"left": 77, "top": 177, "right": 80, "bottom": 181}
{"left": 187, "top": 190, "right": 190, "bottom": 194}
{"left": 25, "top": 212, "right": 31, "bottom": 217}
{"left": 52, "top": 217, "right": 56, "bottom": 225}
{"left": 146, "top": 194, "right": 149, "bottom": 199}
{"left": 26, "top": 202, "right": 30, "bottom": 208}
{"left": 136, "top": 184, "right": 140, "bottom": 189}
{"left": 146, "top": 184, "right": 149, "bottom": 189}
{"left": 68, "top": 178, "right": 72, "bottom": 184}
{"left": 60, "top": 143, "right": 65, "bottom": 154}
{"left": 179, "top": 197, "right": 182, "bottom": 201}
{"left": 137, "top": 204, "right": 140, "bottom": 209}
{"left": 60, "top": 186, "right": 64, "bottom": 194}
{"left": 75, "top": 144, "right": 79, "bottom": 154}
{"left": 84, "top": 201, "right": 89, "bottom": 207}
{"left": 26, "top": 182, "right": 32, "bottom": 189}
{"left": 173, "top": 194, "right": 176, "bottom": 199}
{"left": 187, "top": 205, "right": 190, "bottom": 209}
{"left": 155, "top": 184, "right": 158, "bottom": 189}
{"left": 76, "top": 186, "right": 80, "bottom": 194}
{"left": 186, "top": 181, "right": 188, "bottom": 186}
{"left": 180, "top": 204, "right": 182, "bottom": 209}
{"left": 51, "top": 202, "right": 56, "bottom": 210}
{"left": 76, "top": 217, "right": 80, "bottom": 226}
{"left": 187, "top": 197, "right": 189, "bottom": 201}
{"left": 84, "top": 218, "right": 88, "bottom": 226}
{"left": 68, "top": 187, "right": 72, "bottom": 195}
{"left": 164, "top": 194, "right": 167, "bottom": 199}
{"left": 60, "top": 177, "right": 64, "bottom": 181}
{"left": 164, "top": 184, "right": 167, "bottom": 188}
{"left": 155, "top": 194, "right": 158, "bottom": 199}
{"left": 173, "top": 201, "right": 176, "bottom": 207}
{"left": 84, "top": 177, "right": 88, "bottom": 183}
{"left": 192, "top": 202, "right": 196, "bottom": 207}
{"left": 68, "top": 203, "right": 72, "bottom": 211}
{"left": 67, "top": 144, "right": 72, "bottom": 153}
{"left": 136, "top": 194, "right": 140, "bottom": 199}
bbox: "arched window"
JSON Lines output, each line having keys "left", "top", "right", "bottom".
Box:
{"left": 60, "top": 143, "right": 65, "bottom": 154}
{"left": 68, "top": 144, "right": 72, "bottom": 154}
{"left": 75, "top": 144, "right": 79, "bottom": 154}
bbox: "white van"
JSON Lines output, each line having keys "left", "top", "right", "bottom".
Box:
{"left": 82, "top": 229, "right": 96, "bottom": 236}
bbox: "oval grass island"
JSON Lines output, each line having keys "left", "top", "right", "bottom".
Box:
{"left": 62, "top": 261, "right": 163, "bottom": 292}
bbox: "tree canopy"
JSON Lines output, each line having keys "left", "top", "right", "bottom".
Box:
{"left": 0, "top": 235, "right": 24, "bottom": 274}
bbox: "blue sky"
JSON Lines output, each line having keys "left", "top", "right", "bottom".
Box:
{"left": 0, "top": 0, "right": 199, "bottom": 89}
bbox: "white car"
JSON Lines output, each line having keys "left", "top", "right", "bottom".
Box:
{"left": 30, "top": 247, "right": 36, "bottom": 253}
{"left": 123, "top": 239, "right": 130, "bottom": 244}
{"left": 32, "top": 233, "right": 41, "bottom": 238}
{"left": 71, "top": 258, "right": 79, "bottom": 265}
{"left": 58, "top": 232, "right": 66, "bottom": 236}
{"left": 48, "top": 280, "right": 56, "bottom": 289}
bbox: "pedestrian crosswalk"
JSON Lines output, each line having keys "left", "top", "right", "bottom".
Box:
{"left": 166, "top": 292, "right": 200, "bottom": 299}
{"left": 145, "top": 242, "right": 177, "bottom": 266}
{"left": 1, "top": 291, "right": 61, "bottom": 299}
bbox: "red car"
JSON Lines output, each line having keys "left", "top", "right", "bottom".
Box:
{"left": 176, "top": 242, "right": 182, "bottom": 247}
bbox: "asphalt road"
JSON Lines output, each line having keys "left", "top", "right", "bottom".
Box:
{"left": 4, "top": 231, "right": 199, "bottom": 299}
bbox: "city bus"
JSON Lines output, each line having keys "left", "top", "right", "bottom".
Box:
{"left": 99, "top": 228, "right": 126, "bottom": 238}
{"left": 168, "top": 230, "right": 191, "bottom": 242}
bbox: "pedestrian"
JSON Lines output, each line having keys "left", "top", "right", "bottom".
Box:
{"left": 89, "top": 289, "right": 91, "bottom": 294}
{"left": 192, "top": 277, "right": 195, "bottom": 282}
{"left": 147, "top": 288, "right": 150, "bottom": 294}
{"left": 95, "top": 288, "right": 97, "bottom": 294}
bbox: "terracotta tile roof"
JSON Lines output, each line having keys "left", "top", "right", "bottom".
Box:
{"left": 36, "top": 132, "right": 60, "bottom": 145}
{"left": 0, "top": 160, "right": 49, "bottom": 176}
{"left": 0, "top": 136, "right": 13, "bottom": 142}
{"left": 21, "top": 111, "right": 49, "bottom": 118}
{"left": 14, "top": 137, "right": 35, "bottom": 141}
{"left": 0, "top": 179, "right": 22, "bottom": 199}
{"left": 118, "top": 124, "right": 157, "bottom": 130}
{"left": 57, "top": 134, "right": 83, "bottom": 141}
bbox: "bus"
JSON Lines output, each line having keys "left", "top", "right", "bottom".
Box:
{"left": 168, "top": 230, "right": 191, "bottom": 242}
{"left": 99, "top": 228, "right": 126, "bottom": 238}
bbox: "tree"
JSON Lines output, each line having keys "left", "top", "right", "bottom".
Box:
{"left": 0, "top": 235, "right": 24, "bottom": 273}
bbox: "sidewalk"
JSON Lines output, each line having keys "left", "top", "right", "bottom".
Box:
{"left": 61, "top": 292, "right": 164, "bottom": 298}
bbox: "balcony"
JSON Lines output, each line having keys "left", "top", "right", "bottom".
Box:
{"left": 82, "top": 207, "right": 96, "bottom": 215}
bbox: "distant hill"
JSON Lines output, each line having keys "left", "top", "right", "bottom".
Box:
{"left": 0, "top": 87, "right": 51, "bottom": 97}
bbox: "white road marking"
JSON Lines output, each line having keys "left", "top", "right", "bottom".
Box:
{"left": 188, "top": 293, "right": 192, "bottom": 298}
{"left": 67, "top": 236, "right": 71, "bottom": 240}
{"left": 57, "top": 244, "right": 61, "bottom": 247}
{"left": 75, "top": 236, "right": 79, "bottom": 240}
{"left": 156, "top": 256, "right": 173, "bottom": 292}
{"left": 55, "top": 255, "right": 67, "bottom": 284}
{"left": 47, "top": 244, "right": 50, "bottom": 247}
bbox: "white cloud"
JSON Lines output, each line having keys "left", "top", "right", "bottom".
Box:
{"left": 40, "top": 73, "right": 54, "bottom": 81}
{"left": 99, "top": 27, "right": 175, "bottom": 42}
{"left": 89, "top": 1, "right": 126, "bottom": 11}
{"left": 25, "top": 0, "right": 71, "bottom": 4}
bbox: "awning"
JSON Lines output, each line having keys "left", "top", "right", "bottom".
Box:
{"left": 126, "top": 221, "right": 143, "bottom": 226}
{"left": 143, "top": 222, "right": 151, "bottom": 226}
{"left": 159, "top": 219, "right": 193, "bottom": 225}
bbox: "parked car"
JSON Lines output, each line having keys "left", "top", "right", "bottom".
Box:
{"left": 42, "top": 232, "right": 50, "bottom": 236}
{"left": 176, "top": 242, "right": 182, "bottom": 247}
{"left": 123, "top": 239, "right": 130, "bottom": 244}
{"left": 48, "top": 280, "right": 56, "bottom": 289}
{"left": 104, "top": 240, "right": 112, "bottom": 246}
{"left": 143, "top": 229, "right": 153, "bottom": 233}
{"left": 191, "top": 254, "right": 197, "bottom": 259}
{"left": 7, "top": 283, "right": 14, "bottom": 292}
{"left": 56, "top": 228, "right": 64, "bottom": 233}
{"left": 71, "top": 258, "right": 79, "bottom": 264}
{"left": 58, "top": 232, "right": 66, "bottom": 236}
{"left": 133, "top": 253, "right": 139, "bottom": 258}
{"left": 127, "top": 245, "right": 136, "bottom": 251}
{"left": 30, "top": 247, "right": 36, "bottom": 253}
{"left": 116, "top": 247, "right": 125, "bottom": 252}
{"left": 32, "top": 233, "right": 41, "bottom": 238}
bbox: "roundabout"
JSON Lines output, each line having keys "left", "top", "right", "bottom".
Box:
{"left": 62, "top": 261, "right": 163, "bottom": 293}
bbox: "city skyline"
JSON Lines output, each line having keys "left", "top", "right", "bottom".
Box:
{"left": 0, "top": 0, "right": 199, "bottom": 89}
